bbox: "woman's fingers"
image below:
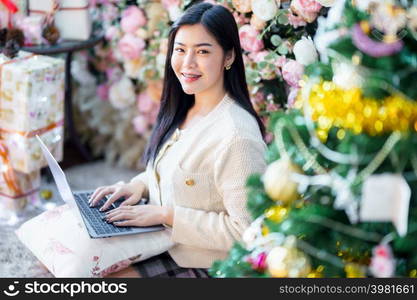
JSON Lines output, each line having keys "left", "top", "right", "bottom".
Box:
{"left": 105, "top": 206, "right": 132, "bottom": 218}
{"left": 100, "top": 190, "right": 125, "bottom": 212}
{"left": 114, "top": 220, "right": 136, "bottom": 227}
{"left": 120, "top": 194, "right": 141, "bottom": 206}
{"left": 88, "top": 187, "right": 104, "bottom": 204}
{"left": 89, "top": 186, "right": 113, "bottom": 207}
{"left": 106, "top": 208, "right": 136, "bottom": 222}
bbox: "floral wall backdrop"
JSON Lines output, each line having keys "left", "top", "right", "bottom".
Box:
{"left": 72, "top": 0, "right": 332, "bottom": 169}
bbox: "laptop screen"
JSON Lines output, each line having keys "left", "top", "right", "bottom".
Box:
{"left": 36, "top": 135, "right": 85, "bottom": 225}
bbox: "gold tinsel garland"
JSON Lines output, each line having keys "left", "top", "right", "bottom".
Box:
{"left": 296, "top": 81, "right": 417, "bottom": 141}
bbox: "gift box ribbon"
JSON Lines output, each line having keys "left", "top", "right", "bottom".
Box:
{"left": 0, "top": 0, "right": 18, "bottom": 13}
{"left": 0, "top": 52, "right": 63, "bottom": 197}
{"left": 1, "top": 0, "right": 18, "bottom": 28}
{"left": 0, "top": 120, "right": 63, "bottom": 198}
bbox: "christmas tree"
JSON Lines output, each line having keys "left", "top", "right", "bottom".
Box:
{"left": 210, "top": 0, "right": 417, "bottom": 278}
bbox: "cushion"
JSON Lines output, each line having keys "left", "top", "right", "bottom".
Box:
{"left": 15, "top": 204, "right": 174, "bottom": 277}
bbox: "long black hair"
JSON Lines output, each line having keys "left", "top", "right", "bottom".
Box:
{"left": 142, "top": 2, "right": 265, "bottom": 165}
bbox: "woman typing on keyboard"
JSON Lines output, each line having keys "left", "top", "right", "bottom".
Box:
{"left": 89, "top": 2, "right": 266, "bottom": 278}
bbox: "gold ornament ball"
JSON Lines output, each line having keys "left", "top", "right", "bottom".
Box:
{"left": 266, "top": 246, "right": 290, "bottom": 277}
{"left": 345, "top": 263, "right": 366, "bottom": 278}
{"left": 307, "top": 265, "right": 324, "bottom": 278}
{"left": 265, "top": 205, "right": 289, "bottom": 223}
{"left": 266, "top": 245, "right": 311, "bottom": 278}
{"left": 263, "top": 158, "right": 303, "bottom": 203}
{"left": 40, "top": 189, "right": 53, "bottom": 200}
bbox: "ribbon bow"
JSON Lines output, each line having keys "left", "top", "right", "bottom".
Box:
{"left": 0, "top": 0, "right": 18, "bottom": 28}
{"left": 0, "top": 0, "right": 18, "bottom": 13}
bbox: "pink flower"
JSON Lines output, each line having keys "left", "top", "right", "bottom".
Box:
{"left": 274, "top": 55, "right": 287, "bottom": 68}
{"left": 137, "top": 92, "right": 155, "bottom": 113}
{"left": 97, "top": 83, "right": 110, "bottom": 101}
{"left": 370, "top": 244, "right": 395, "bottom": 278}
{"left": 282, "top": 59, "right": 304, "bottom": 88}
{"left": 118, "top": 34, "right": 146, "bottom": 60}
{"left": 247, "top": 252, "right": 268, "bottom": 271}
{"left": 249, "top": 50, "right": 269, "bottom": 63}
{"left": 132, "top": 115, "right": 149, "bottom": 135}
{"left": 290, "top": 0, "right": 322, "bottom": 23}
{"left": 239, "top": 25, "right": 264, "bottom": 53}
{"left": 121, "top": 6, "right": 147, "bottom": 33}
{"left": 93, "top": 256, "right": 100, "bottom": 262}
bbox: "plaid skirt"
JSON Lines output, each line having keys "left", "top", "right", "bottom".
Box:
{"left": 132, "top": 252, "right": 210, "bottom": 278}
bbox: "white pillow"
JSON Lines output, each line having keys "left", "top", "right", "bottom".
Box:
{"left": 15, "top": 204, "right": 174, "bottom": 277}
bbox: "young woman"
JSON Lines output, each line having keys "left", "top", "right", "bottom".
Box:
{"left": 89, "top": 2, "right": 267, "bottom": 277}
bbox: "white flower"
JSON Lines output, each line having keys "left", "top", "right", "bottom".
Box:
{"left": 251, "top": 0, "right": 279, "bottom": 22}
{"left": 332, "top": 62, "right": 364, "bottom": 90}
{"left": 168, "top": 6, "right": 183, "bottom": 22}
{"left": 293, "top": 36, "right": 318, "bottom": 66}
{"left": 316, "top": 0, "right": 336, "bottom": 7}
{"left": 109, "top": 77, "right": 136, "bottom": 109}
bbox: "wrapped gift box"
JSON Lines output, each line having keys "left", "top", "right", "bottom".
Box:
{"left": 0, "top": 51, "right": 65, "bottom": 173}
{"left": 0, "top": 168, "right": 40, "bottom": 217}
{"left": 28, "top": 0, "right": 91, "bottom": 41}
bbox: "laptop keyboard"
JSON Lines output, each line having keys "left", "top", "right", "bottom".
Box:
{"left": 74, "top": 192, "right": 132, "bottom": 235}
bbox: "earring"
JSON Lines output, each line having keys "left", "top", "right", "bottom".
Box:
{"left": 225, "top": 65, "right": 231, "bottom": 70}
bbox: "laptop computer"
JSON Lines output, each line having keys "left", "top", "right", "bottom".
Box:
{"left": 36, "top": 135, "right": 165, "bottom": 238}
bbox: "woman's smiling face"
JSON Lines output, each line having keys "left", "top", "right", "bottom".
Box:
{"left": 171, "top": 24, "right": 230, "bottom": 96}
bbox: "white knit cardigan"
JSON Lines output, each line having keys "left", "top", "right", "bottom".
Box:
{"left": 132, "top": 93, "right": 267, "bottom": 268}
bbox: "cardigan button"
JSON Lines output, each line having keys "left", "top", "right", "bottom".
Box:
{"left": 185, "top": 179, "right": 195, "bottom": 186}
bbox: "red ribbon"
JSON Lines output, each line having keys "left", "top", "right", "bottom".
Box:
{"left": 0, "top": 0, "right": 18, "bottom": 28}
{"left": 0, "top": 141, "right": 22, "bottom": 195}
{"left": 0, "top": 0, "right": 18, "bottom": 13}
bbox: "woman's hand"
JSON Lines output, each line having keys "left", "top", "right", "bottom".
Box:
{"left": 104, "top": 205, "right": 174, "bottom": 227}
{"left": 88, "top": 180, "right": 146, "bottom": 212}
